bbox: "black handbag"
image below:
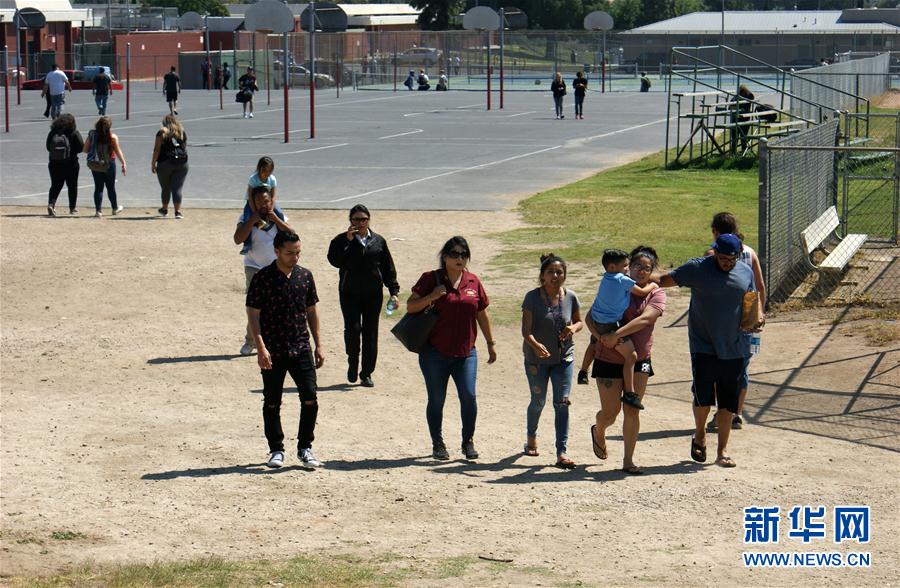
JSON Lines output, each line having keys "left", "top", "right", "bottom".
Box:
{"left": 391, "top": 271, "right": 440, "bottom": 353}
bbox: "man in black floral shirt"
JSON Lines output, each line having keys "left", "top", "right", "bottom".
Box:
{"left": 246, "top": 230, "right": 325, "bottom": 468}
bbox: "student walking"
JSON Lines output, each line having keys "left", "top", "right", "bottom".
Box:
{"left": 240, "top": 157, "right": 283, "bottom": 253}
{"left": 163, "top": 66, "right": 181, "bottom": 115}
{"left": 521, "top": 253, "right": 583, "bottom": 469}
{"left": 404, "top": 70, "right": 416, "bottom": 90}
{"left": 44, "top": 64, "right": 71, "bottom": 119}
{"left": 639, "top": 72, "right": 652, "bottom": 93}
{"left": 572, "top": 71, "right": 587, "bottom": 119}
{"left": 150, "top": 115, "right": 189, "bottom": 219}
{"left": 45, "top": 113, "right": 84, "bottom": 216}
{"left": 246, "top": 230, "right": 325, "bottom": 469}
{"left": 237, "top": 67, "right": 259, "bottom": 118}
{"left": 407, "top": 236, "right": 497, "bottom": 461}
{"left": 326, "top": 205, "right": 400, "bottom": 387}
{"left": 235, "top": 187, "right": 294, "bottom": 356}
{"left": 551, "top": 72, "right": 566, "bottom": 119}
{"left": 83, "top": 116, "right": 127, "bottom": 218}
{"left": 93, "top": 68, "right": 112, "bottom": 115}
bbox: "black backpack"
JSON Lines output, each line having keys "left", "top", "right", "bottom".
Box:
{"left": 49, "top": 132, "right": 70, "bottom": 162}
{"left": 167, "top": 135, "right": 187, "bottom": 163}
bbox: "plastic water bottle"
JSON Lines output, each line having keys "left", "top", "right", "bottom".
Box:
{"left": 386, "top": 298, "right": 397, "bottom": 316}
{"left": 750, "top": 334, "right": 761, "bottom": 356}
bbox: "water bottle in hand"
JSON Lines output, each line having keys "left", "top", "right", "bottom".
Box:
{"left": 750, "top": 334, "right": 761, "bottom": 356}
{"left": 386, "top": 298, "right": 397, "bottom": 316}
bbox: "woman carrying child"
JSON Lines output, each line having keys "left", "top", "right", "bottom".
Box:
{"left": 587, "top": 246, "right": 666, "bottom": 475}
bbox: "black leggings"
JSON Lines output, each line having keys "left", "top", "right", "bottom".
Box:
{"left": 48, "top": 161, "right": 79, "bottom": 210}
{"left": 156, "top": 160, "right": 189, "bottom": 208}
{"left": 91, "top": 162, "right": 118, "bottom": 212}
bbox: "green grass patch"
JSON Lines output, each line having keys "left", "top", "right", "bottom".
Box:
{"left": 493, "top": 150, "right": 759, "bottom": 272}
{"left": 50, "top": 531, "right": 86, "bottom": 541}
{"left": 8, "top": 552, "right": 565, "bottom": 587}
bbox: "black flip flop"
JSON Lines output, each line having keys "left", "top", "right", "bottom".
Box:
{"left": 691, "top": 436, "right": 707, "bottom": 463}
{"left": 591, "top": 425, "right": 607, "bottom": 460}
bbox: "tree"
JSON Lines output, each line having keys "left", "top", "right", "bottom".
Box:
{"left": 609, "top": 0, "right": 642, "bottom": 30}
{"left": 674, "top": 0, "right": 704, "bottom": 15}
{"left": 409, "top": 0, "right": 465, "bottom": 31}
{"left": 144, "top": 0, "right": 229, "bottom": 17}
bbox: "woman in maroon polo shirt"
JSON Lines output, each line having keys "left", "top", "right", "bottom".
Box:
{"left": 407, "top": 236, "right": 497, "bottom": 462}
{"left": 586, "top": 246, "right": 666, "bottom": 475}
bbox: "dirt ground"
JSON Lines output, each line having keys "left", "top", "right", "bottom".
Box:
{"left": 1, "top": 206, "right": 898, "bottom": 586}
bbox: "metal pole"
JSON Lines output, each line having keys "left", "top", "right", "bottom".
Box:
{"left": 3, "top": 46, "right": 9, "bottom": 132}
{"left": 14, "top": 22, "right": 21, "bottom": 105}
{"left": 757, "top": 140, "right": 769, "bottom": 298}
{"left": 204, "top": 15, "right": 210, "bottom": 91}
{"left": 266, "top": 37, "right": 270, "bottom": 106}
{"left": 309, "top": 3, "right": 316, "bottom": 139}
{"left": 154, "top": 55, "right": 157, "bottom": 90}
{"left": 486, "top": 30, "right": 491, "bottom": 111}
{"left": 283, "top": 32, "right": 289, "bottom": 143}
{"left": 233, "top": 31, "right": 238, "bottom": 74}
{"left": 125, "top": 42, "right": 130, "bottom": 119}
{"left": 602, "top": 31, "right": 606, "bottom": 93}
{"left": 393, "top": 32, "right": 397, "bottom": 91}
{"left": 719, "top": 0, "right": 724, "bottom": 88}
{"left": 219, "top": 42, "right": 223, "bottom": 110}
{"left": 499, "top": 8, "right": 504, "bottom": 109}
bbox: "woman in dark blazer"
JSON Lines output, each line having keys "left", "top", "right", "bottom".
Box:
{"left": 327, "top": 204, "right": 400, "bottom": 387}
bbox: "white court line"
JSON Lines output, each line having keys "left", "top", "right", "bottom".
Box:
{"left": 320, "top": 145, "right": 562, "bottom": 204}
{"left": 566, "top": 117, "right": 671, "bottom": 145}
{"left": 244, "top": 142, "right": 348, "bottom": 157}
{"left": 506, "top": 111, "right": 535, "bottom": 118}
{"left": 455, "top": 103, "right": 483, "bottom": 109}
{"left": 378, "top": 129, "right": 423, "bottom": 140}
{"left": 403, "top": 112, "right": 424, "bottom": 117}
{"left": 1, "top": 183, "right": 94, "bottom": 200}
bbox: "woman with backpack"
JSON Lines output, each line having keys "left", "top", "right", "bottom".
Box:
{"left": 151, "top": 115, "right": 189, "bottom": 219}
{"left": 46, "top": 113, "right": 84, "bottom": 217}
{"left": 83, "top": 116, "right": 127, "bottom": 218}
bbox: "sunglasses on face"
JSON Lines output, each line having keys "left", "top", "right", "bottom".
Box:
{"left": 351, "top": 217, "right": 369, "bottom": 222}
{"left": 446, "top": 250, "right": 470, "bottom": 260}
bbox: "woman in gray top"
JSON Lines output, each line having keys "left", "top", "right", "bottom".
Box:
{"left": 521, "top": 253, "right": 583, "bottom": 469}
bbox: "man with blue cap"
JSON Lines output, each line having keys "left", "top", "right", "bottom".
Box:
{"left": 651, "top": 234, "right": 758, "bottom": 468}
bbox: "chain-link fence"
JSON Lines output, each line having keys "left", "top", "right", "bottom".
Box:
{"left": 759, "top": 115, "right": 900, "bottom": 305}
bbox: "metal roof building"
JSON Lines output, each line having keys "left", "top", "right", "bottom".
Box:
{"left": 621, "top": 9, "right": 899, "bottom": 68}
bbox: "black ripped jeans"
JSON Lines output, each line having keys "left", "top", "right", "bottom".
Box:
{"left": 261, "top": 351, "right": 318, "bottom": 453}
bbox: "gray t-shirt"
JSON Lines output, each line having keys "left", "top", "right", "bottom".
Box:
{"left": 521, "top": 287, "right": 580, "bottom": 365}
{"left": 670, "top": 256, "right": 754, "bottom": 360}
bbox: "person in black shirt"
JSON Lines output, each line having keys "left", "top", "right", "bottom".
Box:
{"left": 551, "top": 72, "right": 566, "bottom": 119}
{"left": 163, "top": 66, "right": 180, "bottom": 115}
{"left": 246, "top": 230, "right": 325, "bottom": 469}
{"left": 45, "top": 113, "right": 84, "bottom": 216}
{"left": 572, "top": 71, "right": 587, "bottom": 120}
{"left": 327, "top": 205, "right": 400, "bottom": 387}
{"left": 238, "top": 67, "right": 259, "bottom": 118}
{"left": 93, "top": 69, "right": 112, "bottom": 115}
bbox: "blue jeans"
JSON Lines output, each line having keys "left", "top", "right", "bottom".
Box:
{"left": 574, "top": 94, "right": 584, "bottom": 116}
{"left": 95, "top": 94, "right": 108, "bottom": 115}
{"left": 553, "top": 95, "right": 563, "bottom": 117}
{"left": 525, "top": 361, "right": 572, "bottom": 455}
{"left": 50, "top": 93, "right": 65, "bottom": 118}
{"left": 418, "top": 345, "right": 477, "bottom": 446}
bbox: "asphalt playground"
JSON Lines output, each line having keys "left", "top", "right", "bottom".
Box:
{"left": 0, "top": 82, "right": 677, "bottom": 211}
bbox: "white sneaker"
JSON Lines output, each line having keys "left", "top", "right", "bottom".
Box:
{"left": 299, "top": 448, "right": 322, "bottom": 468}
{"left": 239, "top": 342, "right": 255, "bottom": 356}
{"left": 248, "top": 112, "right": 254, "bottom": 118}
{"left": 243, "top": 112, "right": 248, "bottom": 118}
{"left": 94, "top": 211, "right": 102, "bottom": 218}
{"left": 267, "top": 451, "right": 284, "bottom": 468}
{"left": 112, "top": 205, "right": 124, "bottom": 215}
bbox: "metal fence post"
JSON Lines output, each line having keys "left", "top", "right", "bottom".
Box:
{"left": 758, "top": 139, "right": 770, "bottom": 303}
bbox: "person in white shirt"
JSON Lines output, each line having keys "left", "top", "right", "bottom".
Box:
{"left": 43, "top": 64, "right": 72, "bottom": 119}
{"left": 233, "top": 186, "right": 294, "bottom": 356}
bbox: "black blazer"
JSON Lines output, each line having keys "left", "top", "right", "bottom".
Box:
{"left": 327, "top": 230, "right": 400, "bottom": 297}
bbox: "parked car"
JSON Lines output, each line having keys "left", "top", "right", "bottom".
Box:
{"left": 272, "top": 63, "right": 335, "bottom": 88}
{"left": 22, "top": 69, "right": 124, "bottom": 91}
{"left": 392, "top": 47, "right": 443, "bottom": 67}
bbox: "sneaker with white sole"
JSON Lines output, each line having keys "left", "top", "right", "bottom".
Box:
{"left": 299, "top": 447, "right": 322, "bottom": 468}
{"left": 248, "top": 113, "right": 254, "bottom": 118}
{"left": 267, "top": 451, "right": 284, "bottom": 468}
{"left": 239, "top": 342, "right": 255, "bottom": 356}
{"left": 94, "top": 210, "right": 103, "bottom": 218}
{"left": 112, "top": 205, "right": 124, "bottom": 215}
{"left": 47, "top": 206, "right": 57, "bottom": 217}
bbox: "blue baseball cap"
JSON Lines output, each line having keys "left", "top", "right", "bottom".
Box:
{"left": 712, "top": 233, "right": 743, "bottom": 256}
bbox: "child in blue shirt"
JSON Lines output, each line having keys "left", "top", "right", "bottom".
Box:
{"left": 240, "top": 156, "right": 284, "bottom": 253}
{"left": 588, "top": 248, "right": 658, "bottom": 410}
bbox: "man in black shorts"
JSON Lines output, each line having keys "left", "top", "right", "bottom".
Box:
{"left": 246, "top": 230, "right": 326, "bottom": 469}
{"left": 652, "top": 234, "right": 758, "bottom": 468}
{"left": 163, "top": 66, "right": 180, "bottom": 115}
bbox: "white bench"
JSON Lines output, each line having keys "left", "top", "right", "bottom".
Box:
{"left": 800, "top": 206, "right": 867, "bottom": 272}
